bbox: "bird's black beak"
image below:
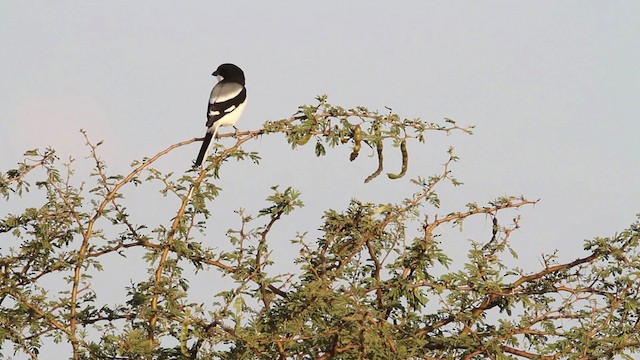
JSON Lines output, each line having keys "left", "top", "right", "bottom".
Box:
{"left": 212, "top": 71, "right": 218, "bottom": 76}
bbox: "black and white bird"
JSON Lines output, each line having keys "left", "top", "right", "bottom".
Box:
{"left": 194, "top": 63, "right": 247, "bottom": 168}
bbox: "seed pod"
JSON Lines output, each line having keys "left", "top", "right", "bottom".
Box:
{"left": 296, "top": 133, "right": 312, "bottom": 146}
{"left": 349, "top": 125, "right": 362, "bottom": 161}
{"left": 387, "top": 139, "right": 408, "bottom": 179}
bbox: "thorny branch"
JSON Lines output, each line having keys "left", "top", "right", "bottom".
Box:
{"left": 3, "top": 98, "right": 638, "bottom": 359}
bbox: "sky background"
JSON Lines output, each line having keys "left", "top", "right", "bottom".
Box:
{"left": 1, "top": 1, "right": 639, "bottom": 358}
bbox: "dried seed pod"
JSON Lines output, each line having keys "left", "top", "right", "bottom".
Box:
{"left": 349, "top": 125, "right": 362, "bottom": 161}
{"left": 387, "top": 139, "right": 408, "bottom": 179}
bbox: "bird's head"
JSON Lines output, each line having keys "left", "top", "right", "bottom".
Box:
{"left": 212, "top": 63, "right": 245, "bottom": 84}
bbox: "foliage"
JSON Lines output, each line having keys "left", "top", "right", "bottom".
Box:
{"left": 1, "top": 97, "right": 639, "bottom": 359}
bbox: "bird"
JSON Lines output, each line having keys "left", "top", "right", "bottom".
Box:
{"left": 194, "top": 63, "right": 247, "bottom": 168}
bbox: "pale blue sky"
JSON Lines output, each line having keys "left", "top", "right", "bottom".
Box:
{"left": 2, "top": 2, "right": 639, "bottom": 358}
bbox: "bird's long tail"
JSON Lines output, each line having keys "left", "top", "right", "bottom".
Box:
{"left": 194, "top": 129, "right": 217, "bottom": 168}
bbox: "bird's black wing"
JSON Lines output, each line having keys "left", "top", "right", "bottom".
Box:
{"left": 207, "top": 83, "right": 247, "bottom": 127}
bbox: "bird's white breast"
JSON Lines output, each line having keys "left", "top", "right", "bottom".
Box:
{"left": 208, "top": 100, "right": 247, "bottom": 132}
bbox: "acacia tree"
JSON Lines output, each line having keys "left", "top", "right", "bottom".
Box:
{"left": 1, "top": 97, "right": 639, "bottom": 359}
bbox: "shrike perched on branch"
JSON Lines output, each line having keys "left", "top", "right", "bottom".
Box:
{"left": 194, "top": 63, "right": 247, "bottom": 168}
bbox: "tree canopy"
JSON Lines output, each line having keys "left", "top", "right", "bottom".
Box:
{"left": 1, "top": 97, "right": 639, "bottom": 359}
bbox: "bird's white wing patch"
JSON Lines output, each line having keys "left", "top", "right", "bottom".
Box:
{"left": 208, "top": 101, "right": 247, "bottom": 130}
{"left": 208, "top": 104, "right": 237, "bottom": 117}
